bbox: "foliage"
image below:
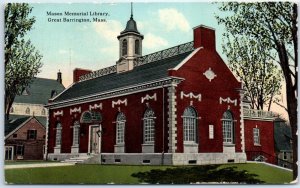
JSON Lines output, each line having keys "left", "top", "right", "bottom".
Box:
{"left": 216, "top": 2, "right": 298, "bottom": 179}
{"left": 132, "top": 165, "right": 263, "bottom": 184}
{"left": 222, "top": 34, "right": 282, "bottom": 110}
{"left": 5, "top": 3, "right": 42, "bottom": 120}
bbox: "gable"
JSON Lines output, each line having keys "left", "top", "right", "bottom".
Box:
{"left": 5, "top": 117, "right": 46, "bottom": 139}
{"left": 170, "top": 48, "right": 241, "bottom": 88}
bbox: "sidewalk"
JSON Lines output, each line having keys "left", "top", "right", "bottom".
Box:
{"left": 4, "top": 162, "right": 75, "bottom": 169}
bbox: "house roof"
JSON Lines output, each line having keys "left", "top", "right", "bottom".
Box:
{"left": 14, "top": 77, "right": 65, "bottom": 105}
{"left": 53, "top": 51, "right": 192, "bottom": 103}
{"left": 5, "top": 115, "right": 47, "bottom": 137}
{"left": 5, "top": 116, "right": 30, "bottom": 136}
{"left": 274, "top": 119, "right": 292, "bottom": 151}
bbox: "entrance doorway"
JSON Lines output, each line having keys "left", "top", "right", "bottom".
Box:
{"left": 89, "top": 125, "right": 101, "bottom": 154}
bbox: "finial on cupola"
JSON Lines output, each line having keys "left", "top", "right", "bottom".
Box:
{"left": 131, "top": 2, "right": 133, "bottom": 19}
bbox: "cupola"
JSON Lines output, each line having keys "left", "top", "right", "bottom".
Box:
{"left": 116, "top": 3, "right": 143, "bottom": 73}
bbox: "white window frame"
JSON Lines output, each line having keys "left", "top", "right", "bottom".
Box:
{"left": 143, "top": 109, "right": 155, "bottom": 144}
{"left": 72, "top": 121, "right": 80, "bottom": 147}
{"left": 183, "top": 107, "right": 197, "bottom": 143}
{"left": 253, "top": 128, "right": 260, "bottom": 145}
{"left": 222, "top": 111, "right": 234, "bottom": 144}
{"left": 116, "top": 113, "right": 125, "bottom": 145}
{"left": 55, "top": 123, "right": 62, "bottom": 147}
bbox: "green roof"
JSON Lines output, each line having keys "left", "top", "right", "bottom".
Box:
{"left": 53, "top": 52, "right": 192, "bottom": 102}
{"left": 14, "top": 77, "right": 65, "bottom": 105}
{"left": 5, "top": 115, "right": 47, "bottom": 137}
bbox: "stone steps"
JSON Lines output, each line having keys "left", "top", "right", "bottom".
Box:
{"left": 61, "top": 154, "right": 94, "bottom": 164}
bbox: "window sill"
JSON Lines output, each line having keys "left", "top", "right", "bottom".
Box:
{"left": 223, "top": 143, "right": 235, "bottom": 147}
{"left": 142, "top": 143, "right": 154, "bottom": 146}
{"left": 254, "top": 144, "right": 261, "bottom": 146}
{"left": 184, "top": 142, "right": 198, "bottom": 146}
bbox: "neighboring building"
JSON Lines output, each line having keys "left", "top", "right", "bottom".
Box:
{"left": 45, "top": 10, "right": 276, "bottom": 165}
{"left": 274, "top": 118, "right": 293, "bottom": 168}
{"left": 5, "top": 74, "right": 65, "bottom": 161}
{"left": 5, "top": 116, "right": 46, "bottom": 160}
{"left": 9, "top": 72, "right": 64, "bottom": 117}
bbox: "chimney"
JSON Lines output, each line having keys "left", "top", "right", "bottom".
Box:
{"left": 73, "top": 68, "right": 92, "bottom": 83}
{"left": 193, "top": 25, "right": 215, "bottom": 50}
{"left": 57, "top": 70, "right": 62, "bottom": 84}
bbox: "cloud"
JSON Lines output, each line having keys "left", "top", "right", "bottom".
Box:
{"left": 93, "top": 20, "right": 123, "bottom": 42}
{"left": 158, "top": 8, "right": 190, "bottom": 32}
{"left": 143, "top": 33, "right": 168, "bottom": 50}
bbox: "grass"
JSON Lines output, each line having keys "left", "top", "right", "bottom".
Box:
{"left": 5, "top": 163, "right": 293, "bottom": 184}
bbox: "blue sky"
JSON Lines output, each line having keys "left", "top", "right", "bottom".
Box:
{"left": 25, "top": 2, "right": 227, "bottom": 86}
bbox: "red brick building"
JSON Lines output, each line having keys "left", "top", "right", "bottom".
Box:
{"left": 5, "top": 116, "right": 46, "bottom": 160}
{"left": 45, "top": 12, "right": 276, "bottom": 165}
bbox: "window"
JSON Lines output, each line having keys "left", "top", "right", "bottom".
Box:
{"left": 116, "top": 112, "right": 125, "bottom": 144}
{"left": 41, "top": 109, "right": 46, "bottom": 115}
{"left": 27, "top": 130, "right": 37, "bottom": 140}
{"left": 13, "top": 134, "right": 17, "bottom": 138}
{"left": 16, "top": 145, "right": 24, "bottom": 156}
{"left": 253, "top": 128, "right": 260, "bottom": 145}
{"left": 25, "top": 107, "right": 30, "bottom": 114}
{"left": 122, "top": 39, "right": 127, "bottom": 56}
{"left": 143, "top": 109, "right": 155, "bottom": 143}
{"left": 183, "top": 107, "right": 197, "bottom": 143}
{"left": 135, "top": 39, "right": 140, "bottom": 55}
{"left": 55, "top": 123, "right": 62, "bottom": 147}
{"left": 222, "top": 110, "right": 234, "bottom": 144}
{"left": 283, "top": 152, "right": 287, "bottom": 160}
{"left": 72, "top": 121, "right": 80, "bottom": 146}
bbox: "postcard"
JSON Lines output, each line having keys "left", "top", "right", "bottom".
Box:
{"left": 4, "top": 1, "right": 297, "bottom": 184}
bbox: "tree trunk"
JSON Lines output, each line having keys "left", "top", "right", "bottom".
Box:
{"left": 277, "top": 43, "right": 298, "bottom": 180}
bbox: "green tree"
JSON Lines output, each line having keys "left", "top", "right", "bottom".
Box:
{"left": 222, "top": 35, "right": 282, "bottom": 111}
{"left": 5, "top": 3, "right": 42, "bottom": 120}
{"left": 216, "top": 2, "right": 297, "bottom": 179}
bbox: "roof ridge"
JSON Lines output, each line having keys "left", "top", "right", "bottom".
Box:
{"left": 79, "top": 41, "right": 194, "bottom": 82}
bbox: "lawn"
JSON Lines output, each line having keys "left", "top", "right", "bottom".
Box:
{"left": 5, "top": 163, "right": 293, "bottom": 184}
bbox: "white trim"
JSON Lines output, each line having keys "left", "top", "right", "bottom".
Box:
{"left": 53, "top": 110, "right": 63, "bottom": 117}
{"left": 112, "top": 99, "right": 127, "bottom": 108}
{"left": 89, "top": 103, "right": 102, "bottom": 111}
{"left": 70, "top": 107, "right": 81, "bottom": 115}
{"left": 180, "top": 91, "right": 201, "bottom": 101}
{"left": 47, "top": 77, "right": 184, "bottom": 109}
{"left": 171, "top": 48, "right": 202, "bottom": 70}
{"left": 219, "top": 97, "right": 237, "bottom": 106}
{"left": 141, "top": 93, "right": 157, "bottom": 103}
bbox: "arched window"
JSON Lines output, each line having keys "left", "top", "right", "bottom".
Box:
{"left": 143, "top": 109, "right": 155, "bottom": 143}
{"left": 122, "top": 39, "right": 127, "bottom": 56}
{"left": 72, "top": 121, "right": 80, "bottom": 147}
{"left": 41, "top": 109, "right": 46, "bottom": 116}
{"left": 55, "top": 123, "right": 62, "bottom": 147}
{"left": 183, "top": 107, "right": 197, "bottom": 143}
{"left": 222, "top": 110, "right": 234, "bottom": 144}
{"left": 25, "top": 107, "right": 30, "bottom": 114}
{"left": 81, "top": 111, "right": 102, "bottom": 124}
{"left": 135, "top": 39, "right": 140, "bottom": 55}
{"left": 116, "top": 112, "right": 126, "bottom": 144}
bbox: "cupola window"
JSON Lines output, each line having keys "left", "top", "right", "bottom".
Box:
{"left": 122, "top": 39, "right": 127, "bottom": 56}
{"left": 135, "top": 39, "right": 140, "bottom": 55}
